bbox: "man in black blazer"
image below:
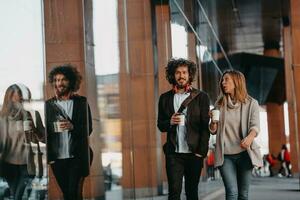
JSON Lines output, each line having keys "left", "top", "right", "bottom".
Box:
{"left": 157, "top": 58, "right": 210, "bottom": 200}
{"left": 46, "top": 64, "right": 92, "bottom": 200}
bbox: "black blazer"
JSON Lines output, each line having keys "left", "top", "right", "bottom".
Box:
{"left": 157, "top": 88, "right": 210, "bottom": 157}
{"left": 45, "top": 95, "right": 93, "bottom": 177}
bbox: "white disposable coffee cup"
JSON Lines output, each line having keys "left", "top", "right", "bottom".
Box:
{"left": 178, "top": 114, "right": 185, "bottom": 126}
{"left": 211, "top": 109, "right": 220, "bottom": 122}
{"left": 23, "top": 120, "right": 33, "bottom": 131}
{"left": 53, "top": 121, "right": 64, "bottom": 132}
{"left": 16, "top": 120, "right": 23, "bottom": 132}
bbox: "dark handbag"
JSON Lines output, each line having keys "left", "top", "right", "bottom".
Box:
{"left": 27, "top": 111, "right": 44, "bottom": 177}
{"left": 36, "top": 142, "right": 43, "bottom": 178}
{"left": 26, "top": 131, "right": 44, "bottom": 177}
{"left": 26, "top": 143, "right": 36, "bottom": 176}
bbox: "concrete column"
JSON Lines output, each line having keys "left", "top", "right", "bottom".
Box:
{"left": 155, "top": 2, "right": 172, "bottom": 193}
{"left": 287, "top": 0, "right": 300, "bottom": 174}
{"left": 266, "top": 103, "right": 286, "bottom": 154}
{"left": 43, "top": 0, "right": 104, "bottom": 198}
{"left": 283, "top": 26, "right": 299, "bottom": 174}
{"left": 264, "top": 48, "right": 286, "bottom": 157}
{"left": 118, "top": 0, "right": 159, "bottom": 198}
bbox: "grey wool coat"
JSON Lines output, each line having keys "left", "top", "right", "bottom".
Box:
{"left": 213, "top": 96, "right": 263, "bottom": 167}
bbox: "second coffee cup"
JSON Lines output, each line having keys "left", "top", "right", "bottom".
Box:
{"left": 211, "top": 109, "right": 220, "bottom": 122}
{"left": 23, "top": 120, "right": 33, "bottom": 132}
{"left": 53, "top": 121, "right": 64, "bottom": 133}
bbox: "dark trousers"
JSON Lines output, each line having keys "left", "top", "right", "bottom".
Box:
{"left": 166, "top": 153, "right": 203, "bottom": 200}
{"left": 2, "top": 162, "right": 30, "bottom": 200}
{"left": 285, "top": 161, "right": 292, "bottom": 176}
{"left": 51, "top": 158, "right": 84, "bottom": 200}
{"left": 268, "top": 164, "right": 274, "bottom": 177}
{"left": 207, "top": 165, "right": 215, "bottom": 179}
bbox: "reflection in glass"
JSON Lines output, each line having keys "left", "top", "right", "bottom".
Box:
{"left": 94, "top": 0, "right": 119, "bottom": 75}
{"left": 0, "top": 84, "right": 46, "bottom": 199}
{"left": 171, "top": 23, "right": 188, "bottom": 58}
{"left": 0, "top": 0, "right": 44, "bottom": 101}
{"left": 45, "top": 65, "right": 93, "bottom": 200}
{"left": 0, "top": 0, "right": 46, "bottom": 199}
{"left": 197, "top": 45, "right": 212, "bottom": 62}
{"left": 170, "top": 0, "right": 188, "bottom": 58}
{"left": 93, "top": 0, "right": 122, "bottom": 197}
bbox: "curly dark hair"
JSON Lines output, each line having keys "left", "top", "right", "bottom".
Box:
{"left": 165, "top": 58, "right": 197, "bottom": 85}
{"left": 48, "top": 64, "right": 82, "bottom": 92}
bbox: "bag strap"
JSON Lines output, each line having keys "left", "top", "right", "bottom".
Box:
{"left": 37, "top": 141, "right": 42, "bottom": 154}
{"left": 177, "top": 90, "right": 201, "bottom": 113}
{"left": 49, "top": 101, "right": 72, "bottom": 122}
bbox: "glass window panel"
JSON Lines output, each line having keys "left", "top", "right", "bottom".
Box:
{"left": 0, "top": 0, "right": 46, "bottom": 199}
{"left": 93, "top": 0, "right": 122, "bottom": 198}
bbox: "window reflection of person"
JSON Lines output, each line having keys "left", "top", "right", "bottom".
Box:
{"left": 0, "top": 84, "right": 35, "bottom": 200}
{"left": 46, "top": 64, "right": 93, "bottom": 200}
{"left": 20, "top": 84, "right": 45, "bottom": 143}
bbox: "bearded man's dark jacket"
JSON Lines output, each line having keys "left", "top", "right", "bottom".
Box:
{"left": 157, "top": 88, "right": 210, "bottom": 157}
{"left": 45, "top": 95, "right": 93, "bottom": 177}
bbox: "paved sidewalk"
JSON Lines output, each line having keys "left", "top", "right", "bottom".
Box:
{"left": 2, "top": 176, "right": 298, "bottom": 199}
{"left": 204, "top": 177, "right": 300, "bottom": 200}
{"left": 134, "top": 177, "right": 300, "bottom": 200}
{"left": 105, "top": 179, "right": 224, "bottom": 200}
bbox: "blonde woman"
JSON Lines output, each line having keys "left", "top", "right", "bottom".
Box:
{"left": 209, "top": 70, "right": 262, "bottom": 200}
{"left": 0, "top": 84, "right": 33, "bottom": 200}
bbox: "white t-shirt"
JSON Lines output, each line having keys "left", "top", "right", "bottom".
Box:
{"left": 55, "top": 99, "right": 74, "bottom": 159}
{"left": 173, "top": 92, "right": 191, "bottom": 153}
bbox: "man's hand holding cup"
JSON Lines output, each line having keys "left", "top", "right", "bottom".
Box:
{"left": 171, "top": 112, "right": 185, "bottom": 126}
{"left": 54, "top": 119, "right": 74, "bottom": 133}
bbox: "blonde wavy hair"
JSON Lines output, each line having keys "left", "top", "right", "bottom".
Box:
{"left": 0, "top": 84, "right": 23, "bottom": 117}
{"left": 216, "top": 70, "right": 249, "bottom": 107}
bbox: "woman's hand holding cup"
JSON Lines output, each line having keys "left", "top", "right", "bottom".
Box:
{"left": 209, "top": 109, "right": 219, "bottom": 133}
{"left": 211, "top": 109, "right": 220, "bottom": 123}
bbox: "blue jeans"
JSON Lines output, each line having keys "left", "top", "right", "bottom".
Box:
{"left": 219, "top": 151, "right": 253, "bottom": 200}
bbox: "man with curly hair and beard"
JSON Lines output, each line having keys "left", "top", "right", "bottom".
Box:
{"left": 46, "top": 64, "right": 92, "bottom": 200}
{"left": 157, "top": 58, "right": 210, "bottom": 200}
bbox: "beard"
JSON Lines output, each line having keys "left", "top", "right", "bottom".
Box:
{"left": 175, "top": 78, "right": 189, "bottom": 89}
{"left": 176, "top": 84, "right": 186, "bottom": 89}
{"left": 55, "top": 86, "right": 70, "bottom": 97}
